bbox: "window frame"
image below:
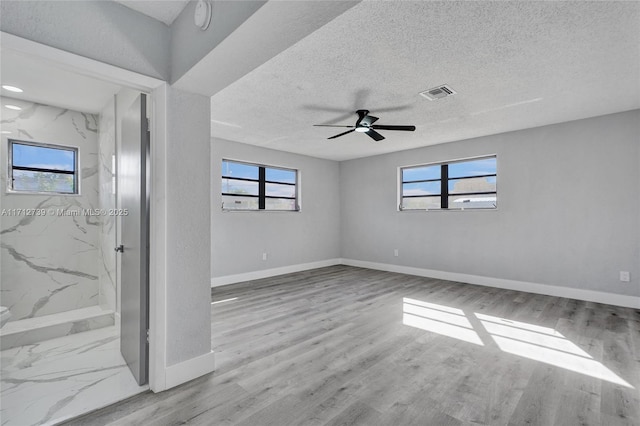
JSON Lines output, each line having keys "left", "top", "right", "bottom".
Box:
{"left": 399, "top": 155, "right": 497, "bottom": 211}
{"left": 7, "top": 139, "right": 80, "bottom": 195}
{"left": 221, "top": 159, "right": 300, "bottom": 212}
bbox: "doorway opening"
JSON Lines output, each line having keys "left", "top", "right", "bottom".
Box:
{"left": 0, "top": 47, "right": 151, "bottom": 425}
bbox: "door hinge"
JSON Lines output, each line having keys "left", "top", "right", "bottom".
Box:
{"left": 146, "top": 329, "right": 150, "bottom": 343}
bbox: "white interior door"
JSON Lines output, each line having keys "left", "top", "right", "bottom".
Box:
{"left": 118, "top": 94, "right": 150, "bottom": 386}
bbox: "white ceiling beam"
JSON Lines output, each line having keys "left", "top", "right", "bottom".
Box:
{"left": 172, "top": 1, "right": 361, "bottom": 97}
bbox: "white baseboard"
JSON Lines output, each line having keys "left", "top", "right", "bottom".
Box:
{"left": 211, "top": 258, "right": 343, "bottom": 287}
{"left": 165, "top": 350, "right": 215, "bottom": 389}
{"left": 342, "top": 259, "right": 640, "bottom": 309}
{"left": 210, "top": 258, "right": 639, "bottom": 308}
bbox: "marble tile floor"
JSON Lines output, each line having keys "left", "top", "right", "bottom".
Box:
{"left": 1, "top": 326, "right": 148, "bottom": 426}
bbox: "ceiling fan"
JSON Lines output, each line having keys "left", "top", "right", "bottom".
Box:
{"left": 314, "top": 109, "right": 416, "bottom": 141}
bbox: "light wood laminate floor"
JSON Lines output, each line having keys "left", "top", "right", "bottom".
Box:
{"left": 65, "top": 265, "right": 640, "bottom": 425}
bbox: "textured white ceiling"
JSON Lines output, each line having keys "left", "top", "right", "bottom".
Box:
{"left": 114, "top": 0, "right": 189, "bottom": 25}
{"left": 209, "top": 1, "right": 640, "bottom": 161}
{"left": 0, "top": 49, "right": 122, "bottom": 114}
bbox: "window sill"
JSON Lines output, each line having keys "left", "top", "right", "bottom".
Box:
{"left": 5, "top": 190, "right": 82, "bottom": 197}
{"left": 221, "top": 209, "right": 301, "bottom": 213}
{"left": 398, "top": 207, "right": 498, "bottom": 212}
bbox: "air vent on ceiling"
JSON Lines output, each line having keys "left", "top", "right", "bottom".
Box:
{"left": 419, "top": 84, "right": 456, "bottom": 101}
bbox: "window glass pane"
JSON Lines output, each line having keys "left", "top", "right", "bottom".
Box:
{"left": 12, "top": 170, "right": 75, "bottom": 193}
{"left": 402, "top": 165, "right": 440, "bottom": 182}
{"left": 402, "top": 196, "right": 441, "bottom": 210}
{"left": 221, "top": 160, "right": 298, "bottom": 211}
{"left": 222, "top": 178, "right": 258, "bottom": 196}
{"left": 449, "top": 195, "right": 497, "bottom": 209}
{"left": 222, "top": 160, "right": 259, "bottom": 179}
{"left": 222, "top": 195, "right": 258, "bottom": 210}
{"left": 12, "top": 143, "right": 75, "bottom": 171}
{"left": 448, "top": 177, "right": 496, "bottom": 194}
{"left": 265, "top": 198, "right": 297, "bottom": 211}
{"left": 403, "top": 181, "right": 440, "bottom": 196}
{"left": 448, "top": 157, "right": 496, "bottom": 178}
{"left": 266, "top": 167, "right": 295, "bottom": 184}
{"left": 266, "top": 183, "right": 295, "bottom": 198}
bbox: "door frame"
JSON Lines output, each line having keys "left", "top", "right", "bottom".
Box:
{"left": 0, "top": 32, "right": 170, "bottom": 391}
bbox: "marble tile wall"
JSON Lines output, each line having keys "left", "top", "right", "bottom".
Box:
{"left": 98, "top": 97, "right": 116, "bottom": 312}
{"left": 0, "top": 97, "right": 100, "bottom": 320}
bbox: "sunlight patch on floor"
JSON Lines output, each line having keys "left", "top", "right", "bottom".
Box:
{"left": 401, "top": 297, "right": 634, "bottom": 389}
{"left": 474, "top": 312, "right": 562, "bottom": 337}
{"left": 402, "top": 298, "right": 484, "bottom": 346}
{"left": 211, "top": 297, "right": 238, "bottom": 305}
{"left": 490, "top": 333, "right": 632, "bottom": 387}
{"left": 403, "top": 297, "right": 465, "bottom": 315}
{"left": 478, "top": 317, "right": 592, "bottom": 358}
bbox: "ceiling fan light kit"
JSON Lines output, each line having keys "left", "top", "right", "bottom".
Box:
{"left": 314, "top": 109, "right": 416, "bottom": 141}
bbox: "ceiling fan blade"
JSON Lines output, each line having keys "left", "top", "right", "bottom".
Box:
{"left": 328, "top": 129, "right": 356, "bottom": 139}
{"left": 366, "top": 129, "right": 385, "bottom": 141}
{"left": 370, "top": 125, "right": 416, "bottom": 131}
{"left": 313, "top": 125, "right": 355, "bottom": 128}
{"left": 361, "top": 115, "right": 379, "bottom": 126}
{"left": 355, "top": 109, "right": 369, "bottom": 127}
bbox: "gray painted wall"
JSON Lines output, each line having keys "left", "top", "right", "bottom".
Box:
{"left": 340, "top": 110, "right": 640, "bottom": 297}
{"left": 165, "top": 88, "right": 212, "bottom": 366}
{"left": 212, "top": 139, "right": 341, "bottom": 278}
{"left": 170, "top": 1, "right": 266, "bottom": 83}
{"left": 0, "top": 1, "right": 170, "bottom": 80}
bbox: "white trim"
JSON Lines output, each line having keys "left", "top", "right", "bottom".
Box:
{"left": 341, "top": 259, "right": 640, "bottom": 309}
{"left": 211, "top": 258, "right": 342, "bottom": 287}
{"left": 0, "top": 32, "right": 163, "bottom": 91}
{"left": 165, "top": 350, "right": 215, "bottom": 389}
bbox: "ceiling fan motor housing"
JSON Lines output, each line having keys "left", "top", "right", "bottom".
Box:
{"left": 314, "top": 110, "right": 416, "bottom": 141}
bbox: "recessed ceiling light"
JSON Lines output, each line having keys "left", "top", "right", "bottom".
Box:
{"left": 2, "top": 85, "right": 23, "bottom": 93}
{"left": 4, "top": 105, "right": 22, "bottom": 111}
{"left": 1, "top": 131, "right": 11, "bottom": 134}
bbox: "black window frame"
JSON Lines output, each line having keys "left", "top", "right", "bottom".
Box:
{"left": 7, "top": 139, "right": 79, "bottom": 195}
{"left": 400, "top": 156, "right": 497, "bottom": 211}
{"left": 221, "top": 159, "right": 299, "bottom": 211}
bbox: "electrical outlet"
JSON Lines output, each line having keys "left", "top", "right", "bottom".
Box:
{"left": 394, "top": 249, "right": 399, "bottom": 257}
{"left": 262, "top": 252, "right": 268, "bottom": 261}
{"left": 619, "top": 271, "right": 630, "bottom": 282}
